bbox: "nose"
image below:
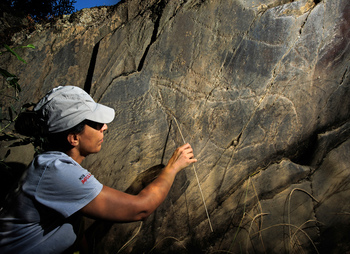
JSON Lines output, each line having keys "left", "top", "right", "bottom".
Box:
{"left": 101, "top": 124, "right": 108, "bottom": 132}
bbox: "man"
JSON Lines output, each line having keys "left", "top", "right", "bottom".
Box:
{"left": 0, "top": 86, "right": 197, "bottom": 253}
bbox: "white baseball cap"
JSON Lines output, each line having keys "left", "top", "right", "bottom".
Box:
{"left": 34, "top": 86, "right": 115, "bottom": 133}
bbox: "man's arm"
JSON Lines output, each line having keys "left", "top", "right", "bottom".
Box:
{"left": 80, "top": 143, "right": 197, "bottom": 222}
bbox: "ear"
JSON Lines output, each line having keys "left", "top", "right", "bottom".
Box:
{"left": 67, "top": 133, "right": 79, "bottom": 147}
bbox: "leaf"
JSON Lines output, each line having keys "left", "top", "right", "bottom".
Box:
{"left": 4, "top": 44, "right": 27, "bottom": 64}
{"left": 0, "top": 68, "right": 21, "bottom": 92}
{"left": 24, "top": 44, "right": 35, "bottom": 49}
{"left": 11, "top": 105, "right": 17, "bottom": 115}
{"left": 8, "top": 106, "right": 16, "bottom": 121}
{"left": 4, "top": 149, "right": 11, "bottom": 159}
{"left": 0, "top": 68, "right": 15, "bottom": 78}
{"left": 8, "top": 107, "right": 13, "bottom": 121}
{"left": 14, "top": 82, "right": 21, "bottom": 93}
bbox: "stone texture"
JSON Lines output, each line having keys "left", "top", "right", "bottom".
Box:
{"left": 1, "top": 0, "right": 350, "bottom": 253}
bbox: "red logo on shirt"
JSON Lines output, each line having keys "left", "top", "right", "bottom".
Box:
{"left": 79, "top": 173, "right": 92, "bottom": 184}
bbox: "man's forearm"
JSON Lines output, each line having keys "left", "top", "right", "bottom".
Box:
{"left": 136, "top": 166, "right": 177, "bottom": 219}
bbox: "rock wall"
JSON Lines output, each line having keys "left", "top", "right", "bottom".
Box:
{"left": 1, "top": 0, "right": 350, "bottom": 253}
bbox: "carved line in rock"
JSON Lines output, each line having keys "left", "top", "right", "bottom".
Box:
{"left": 233, "top": 7, "right": 314, "bottom": 150}
{"left": 168, "top": 23, "right": 263, "bottom": 161}
{"left": 146, "top": 3, "right": 327, "bottom": 216}
{"left": 197, "top": 12, "right": 275, "bottom": 150}
{"left": 150, "top": 82, "right": 301, "bottom": 210}
{"left": 93, "top": 0, "right": 185, "bottom": 102}
{"left": 95, "top": 1, "right": 338, "bottom": 241}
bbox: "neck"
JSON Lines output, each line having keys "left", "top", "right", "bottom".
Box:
{"left": 66, "top": 148, "right": 85, "bottom": 164}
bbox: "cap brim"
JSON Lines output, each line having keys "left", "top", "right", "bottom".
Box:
{"left": 86, "top": 103, "right": 115, "bottom": 124}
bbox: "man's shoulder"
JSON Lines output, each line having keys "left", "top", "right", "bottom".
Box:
{"left": 35, "top": 151, "right": 77, "bottom": 168}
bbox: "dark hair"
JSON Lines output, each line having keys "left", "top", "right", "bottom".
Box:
{"left": 15, "top": 112, "right": 90, "bottom": 153}
{"left": 45, "top": 120, "right": 87, "bottom": 152}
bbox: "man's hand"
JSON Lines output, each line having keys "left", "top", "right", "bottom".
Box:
{"left": 166, "top": 143, "right": 197, "bottom": 174}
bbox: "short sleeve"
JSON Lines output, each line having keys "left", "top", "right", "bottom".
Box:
{"left": 34, "top": 157, "right": 103, "bottom": 218}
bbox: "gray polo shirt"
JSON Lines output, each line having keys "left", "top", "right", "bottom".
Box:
{"left": 0, "top": 151, "right": 103, "bottom": 253}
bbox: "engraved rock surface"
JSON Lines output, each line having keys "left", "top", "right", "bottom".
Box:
{"left": 1, "top": 0, "right": 350, "bottom": 253}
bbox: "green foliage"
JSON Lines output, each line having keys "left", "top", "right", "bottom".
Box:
{"left": 0, "top": 44, "right": 35, "bottom": 133}
{"left": 1, "top": 44, "right": 35, "bottom": 64}
{"left": 0, "top": 68, "right": 20, "bottom": 95}
{"left": 0, "top": 44, "right": 35, "bottom": 97}
{"left": 0, "top": 43, "right": 47, "bottom": 157}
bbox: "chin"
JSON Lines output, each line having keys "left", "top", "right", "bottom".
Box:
{"left": 85, "top": 147, "right": 102, "bottom": 156}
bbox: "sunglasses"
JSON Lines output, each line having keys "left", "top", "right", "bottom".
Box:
{"left": 85, "top": 120, "right": 105, "bottom": 130}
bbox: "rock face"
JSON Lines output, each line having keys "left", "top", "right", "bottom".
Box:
{"left": 1, "top": 0, "right": 350, "bottom": 253}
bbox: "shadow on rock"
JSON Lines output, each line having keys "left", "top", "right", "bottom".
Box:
{"left": 85, "top": 164, "right": 166, "bottom": 250}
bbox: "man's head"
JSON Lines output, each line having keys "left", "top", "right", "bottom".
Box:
{"left": 34, "top": 86, "right": 115, "bottom": 154}
{"left": 34, "top": 86, "right": 115, "bottom": 133}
